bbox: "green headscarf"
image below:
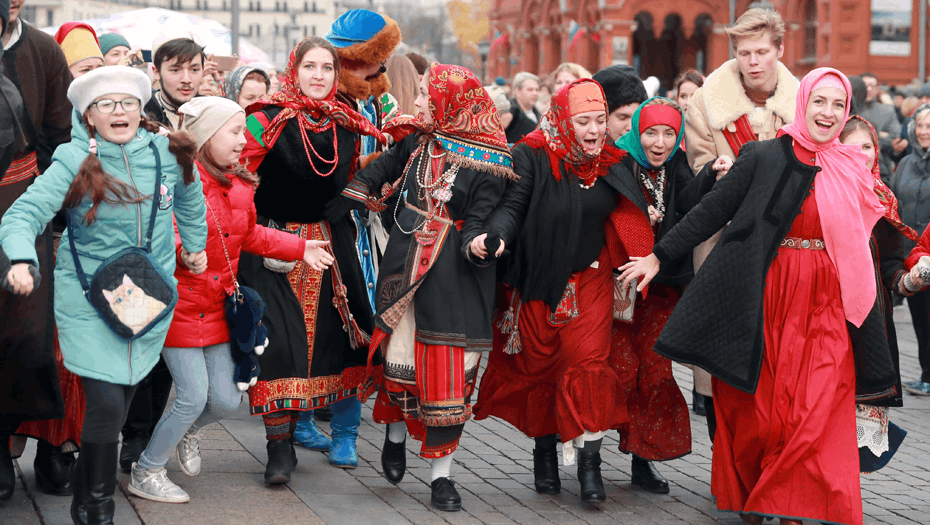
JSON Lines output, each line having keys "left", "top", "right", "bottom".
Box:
{"left": 614, "top": 96, "right": 684, "bottom": 169}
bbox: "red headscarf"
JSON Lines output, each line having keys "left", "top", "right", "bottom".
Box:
{"left": 779, "top": 68, "right": 884, "bottom": 327}
{"left": 383, "top": 63, "right": 514, "bottom": 179}
{"left": 844, "top": 115, "right": 918, "bottom": 241}
{"left": 241, "top": 38, "right": 385, "bottom": 171}
{"left": 522, "top": 78, "right": 624, "bottom": 184}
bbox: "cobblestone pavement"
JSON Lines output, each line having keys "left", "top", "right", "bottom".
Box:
{"left": 3, "top": 306, "right": 928, "bottom": 525}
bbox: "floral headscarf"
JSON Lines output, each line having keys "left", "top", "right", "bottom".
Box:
{"left": 845, "top": 115, "right": 918, "bottom": 241}
{"left": 223, "top": 65, "right": 269, "bottom": 105}
{"left": 382, "top": 63, "right": 514, "bottom": 178}
{"left": 240, "top": 38, "right": 385, "bottom": 171}
{"left": 522, "top": 78, "right": 624, "bottom": 183}
{"left": 614, "top": 97, "right": 685, "bottom": 169}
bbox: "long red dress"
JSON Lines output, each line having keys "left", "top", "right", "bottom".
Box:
{"left": 711, "top": 191, "right": 862, "bottom": 525}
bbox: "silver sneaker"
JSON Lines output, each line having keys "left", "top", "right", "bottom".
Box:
{"left": 176, "top": 430, "right": 202, "bottom": 476}
{"left": 127, "top": 463, "right": 190, "bottom": 503}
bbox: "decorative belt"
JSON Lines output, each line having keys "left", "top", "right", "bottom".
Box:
{"left": 405, "top": 200, "right": 454, "bottom": 226}
{"left": 781, "top": 237, "right": 825, "bottom": 250}
{"left": 0, "top": 152, "right": 39, "bottom": 187}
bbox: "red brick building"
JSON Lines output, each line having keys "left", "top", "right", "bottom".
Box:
{"left": 487, "top": 0, "right": 927, "bottom": 87}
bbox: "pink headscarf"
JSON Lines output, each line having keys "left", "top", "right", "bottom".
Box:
{"left": 780, "top": 67, "right": 884, "bottom": 327}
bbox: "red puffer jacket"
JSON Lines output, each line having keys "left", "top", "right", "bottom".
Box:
{"left": 165, "top": 163, "right": 305, "bottom": 348}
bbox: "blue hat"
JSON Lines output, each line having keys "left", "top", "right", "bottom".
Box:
{"left": 494, "top": 76, "right": 506, "bottom": 86}
{"left": 326, "top": 9, "right": 388, "bottom": 49}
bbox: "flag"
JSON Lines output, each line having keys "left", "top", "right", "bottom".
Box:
{"left": 491, "top": 30, "right": 509, "bottom": 51}
{"left": 568, "top": 20, "right": 586, "bottom": 52}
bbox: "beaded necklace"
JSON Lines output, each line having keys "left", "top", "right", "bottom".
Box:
{"left": 638, "top": 165, "right": 667, "bottom": 224}
{"left": 394, "top": 140, "right": 460, "bottom": 245}
{"left": 296, "top": 112, "right": 339, "bottom": 178}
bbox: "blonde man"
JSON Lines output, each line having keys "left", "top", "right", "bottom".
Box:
{"left": 681, "top": 7, "right": 799, "bottom": 443}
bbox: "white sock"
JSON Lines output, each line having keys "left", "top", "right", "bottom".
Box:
{"left": 431, "top": 453, "right": 454, "bottom": 481}
{"left": 387, "top": 422, "right": 406, "bottom": 444}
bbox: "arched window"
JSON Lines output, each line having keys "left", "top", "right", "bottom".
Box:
{"left": 803, "top": 0, "right": 817, "bottom": 61}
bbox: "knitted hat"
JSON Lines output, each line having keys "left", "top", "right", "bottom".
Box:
{"left": 99, "top": 33, "right": 131, "bottom": 56}
{"left": 67, "top": 66, "right": 152, "bottom": 114}
{"left": 179, "top": 96, "right": 244, "bottom": 150}
{"left": 494, "top": 76, "right": 506, "bottom": 87}
{"left": 484, "top": 85, "right": 511, "bottom": 114}
{"left": 54, "top": 23, "right": 103, "bottom": 67}
{"left": 152, "top": 30, "right": 205, "bottom": 61}
{"left": 326, "top": 9, "right": 401, "bottom": 64}
{"left": 591, "top": 65, "right": 648, "bottom": 115}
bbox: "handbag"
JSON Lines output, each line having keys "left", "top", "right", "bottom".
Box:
{"left": 613, "top": 273, "right": 637, "bottom": 323}
{"left": 262, "top": 219, "right": 298, "bottom": 273}
{"left": 67, "top": 143, "right": 177, "bottom": 341}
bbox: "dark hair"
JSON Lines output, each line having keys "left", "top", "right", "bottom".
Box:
{"left": 63, "top": 115, "right": 198, "bottom": 225}
{"left": 243, "top": 70, "right": 270, "bottom": 90}
{"left": 406, "top": 52, "right": 429, "bottom": 75}
{"left": 861, "top": 72, "right": 878, "bottom": 83}
{"left": 839, "top": 117, "right": 876, "bottom": 144}
{"left": 154, "top": 38, "right": 206, "bottom": 72}
{"left": 292, "top": 37, "right": 340, "bottom": 82}
{"left": 673, "top": 70, "right": 704, "bottom": 94}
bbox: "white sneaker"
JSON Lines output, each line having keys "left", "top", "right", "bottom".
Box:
{"left": 127, "top": 463, "right": 190, "bottom": 503}
{"left": 176, "top": 430, "right": 202, "bottom": 476}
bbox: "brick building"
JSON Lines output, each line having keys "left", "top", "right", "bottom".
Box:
{"left": 488, "top": 0, "right": 928, "bottom": 87}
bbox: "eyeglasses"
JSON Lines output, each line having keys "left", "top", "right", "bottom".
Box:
{"left": 92, "top": 98, "right": 141, "bottom": 114}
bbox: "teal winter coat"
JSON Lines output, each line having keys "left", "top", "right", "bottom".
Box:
{"left": 0, "top": 112, "right": 207, "bottom": 385}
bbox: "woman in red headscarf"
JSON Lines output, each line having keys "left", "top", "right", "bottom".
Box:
{"left": 325, "top": 62, "right": 515, "bottom": 512}
{"left": 237, "top": 36, "right": 386, "bottom": 485}
{"left": 620, "top": 68, "right": 898, "bottom": 525}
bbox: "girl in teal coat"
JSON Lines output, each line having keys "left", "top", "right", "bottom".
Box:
{"left": 0, "top": 66, "right": 207, "bottom": 525}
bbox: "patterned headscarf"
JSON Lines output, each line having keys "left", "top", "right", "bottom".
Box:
{"left": 382, "top": 63, "right": 515, "bottom": 179}
{"left": 241, "top": 37, "right": 385, "bottom": 171}
{"left": 614, "top": 97, "right": 685, "bottom": 169}
{"left": 223, "top": 65, "right": 269, "bottom": 105}
{"left": 845, "top": 115, "right": 918, "bottom": 241}
{"left": 522, "top": 78, "right": 624, "bottom": 183}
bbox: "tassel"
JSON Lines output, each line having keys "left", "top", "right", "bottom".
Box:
{"left": 497, "top": 306, "right": 515, "bottom": 334}
{"left": 503, "top": 329, "right": 522, "bottom": 355}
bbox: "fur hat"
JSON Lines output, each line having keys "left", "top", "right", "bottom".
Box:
{"left": 326, "top": 9, "right": 401, "bottom": 100}
{"left": 67, "top": 65, "right": 152, "bottom": 115}
{"left": 54, "top": 23, "right": 103, "bottom": 67}
{"left": 179, "top": 97, "right": 244, "bottom": 150}
{"left": 591, "top": 66, "right": 648, "bottom": 115}
{"left": 99, "top": 33, "right": 131, "bottom": 56}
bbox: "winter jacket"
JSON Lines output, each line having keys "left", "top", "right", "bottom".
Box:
{"left": 0, "top": 110, "right": 207, "bottom": 385}
{"left": 164, "top": 163, "right": 305, "bottom": 349}
{"left": 891, "top": 111, "right": 930, "bottom": 240}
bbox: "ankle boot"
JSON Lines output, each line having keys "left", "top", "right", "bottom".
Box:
{"left": 70, "top": 442, "right": 118, "bottom": 525}
{"left": 34, "top": 439, "right": 77, "bottom": 496}
{"left": 264, "top": 440, "right": 293, "bottom": 485}
{"left": 631, "top": 456, "right": 669, "bottom": 494}
{"left": 314, "top": 406, "right": 333, "bottom": 422}
{"left": 293, "top": 411, "right": 330, "bottom": 451}
{"left": 0, "top": 438, "right": 14, "bottom": 501}
{"left": 430, "top": 477, "right": 461, "bottom": 512}
{"left": 381, "top": 428, "right": 406, "bottom": 484}
{"left": 692, "top": 389, "right": 706, "bottom": 416}
{"left": 577, "top": 450, "right": 606, "bottom": 503}
{"left": 328, "top": 397, "right": 360, "bottom": 469}
{"left": 532, "top": 435, "right": 560, "bottom": 494}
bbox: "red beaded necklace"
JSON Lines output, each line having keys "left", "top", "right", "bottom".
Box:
{"left": 296, "top": 112, "right": 339, "bottom": 178}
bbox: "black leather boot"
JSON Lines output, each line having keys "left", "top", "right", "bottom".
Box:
{"left": 380, "top": 429, "right": 406, "bottom": 484}
{"left": 314, "top": 406, "right": 333, "bottom": 423}
{"left": 0, "top": 439, "right": 14, "bottom": 501}
{"left": 264, "top": 440, "right": 293, "bottom": 485}
{"left": 34, "top": 439, "right": 77, "bottom": 496}
{"left": 430, "top": 477, "right": 461, "bottom": 512}
{"left": 117, "top": 436, "right": 147, "bottom": 471}
{"left": 631, "top": 456, "right": 669, "bottom": 494}
{"left": 70, "top": 442, "right": 118, "bottom": 525}
{"left": 577, "top": 451, "right": 606, "bottom": 503}
{"left": 532, "top": 434, "right": 560, "bottom": 494}
{"left": 692, "top": 389, "right": 706, "bottom": 416}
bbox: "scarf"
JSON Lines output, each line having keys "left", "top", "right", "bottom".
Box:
{"left": 240, "top": 38, "right": 385, "bottom": 171}
{"left": 846, "top": 115, "right": 918, "bottom": 241}
{"left": 382, "top": 63, "right": 515, "bottom": 179}
{"left": 223, "top": 64, "right": 268, "bottom": 105}
{"left": 614, "top": 97, "right": 685, "bottom": 170}
{"left": 155, "top": 91, "right": 182, "bottom": 131}
{"left": 522, "top": 78, "right": 624, "bottom": 183}
{"left": 780, "top": 68, "right": 884, "bottom": 327}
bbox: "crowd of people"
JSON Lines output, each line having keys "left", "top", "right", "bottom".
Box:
{"left": 0, "top": 2, "right": 926, "bottom": 525}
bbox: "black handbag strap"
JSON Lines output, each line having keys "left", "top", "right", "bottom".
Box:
{"left": 68, "top": 142, "right": 163, "bottom": 292}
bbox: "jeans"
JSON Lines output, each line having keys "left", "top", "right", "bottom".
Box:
{"left": 136, "top": 343, "right": 241, "bottom": 470}
{"left": 82, "top": 378, "right": 139, "bottom": 443}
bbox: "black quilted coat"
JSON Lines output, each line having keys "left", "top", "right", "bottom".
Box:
{"left": 652, "top": 135, "right": 898, "bottom": 401}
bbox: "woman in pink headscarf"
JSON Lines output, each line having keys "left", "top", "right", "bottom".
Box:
{"left": 619, "top": 68, "right": 898, "bottom": 524}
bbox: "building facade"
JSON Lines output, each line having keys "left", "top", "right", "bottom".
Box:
{"left": 488, "top": 0, "right": 929, "bottom": 87}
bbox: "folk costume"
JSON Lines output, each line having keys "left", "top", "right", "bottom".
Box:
{"left": 648, "top": 69, "right": 896, "bottom": 525}
{"left": 338, "top": 63, "right": 513, "bottom": 511}
{"left": 1, "top": 10, "right": 74, "bottom": 498}
{"left": 238, "top": 39, "right": 386, "bottom": 481}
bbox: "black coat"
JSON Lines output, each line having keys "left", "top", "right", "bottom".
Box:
{"left": 505, "top": 102, "right": 540, "bottom": 144}
{"left": 486, "top": 144, "right": 715, "bottom": 311}
{"left": 652, "top": 135, "right": 898, "bottom": 401}
{"left": 871, "top": 219, "right": 909, "bottom": 407}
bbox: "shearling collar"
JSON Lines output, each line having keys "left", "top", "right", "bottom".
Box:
{"left": 700, "top": 59, "right": 798, "bottom": 131}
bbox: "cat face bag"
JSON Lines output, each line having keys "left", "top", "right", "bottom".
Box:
{"left": 67, "top": 143, "right": 178, "bottom": 341}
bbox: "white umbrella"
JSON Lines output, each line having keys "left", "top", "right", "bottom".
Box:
{"left": 43, "top": 7, "right": 269, "bottom": 63}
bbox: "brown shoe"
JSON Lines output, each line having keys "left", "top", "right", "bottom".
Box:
{"left": 740, "top": 514, "right": 763, "bottom": 525}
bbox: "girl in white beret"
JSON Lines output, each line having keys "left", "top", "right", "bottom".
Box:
{"left": 0, "top": 65, "right": 208, "bottom": 525}
{"left": 127, "top": 96, "right": 333, "bottom": 504}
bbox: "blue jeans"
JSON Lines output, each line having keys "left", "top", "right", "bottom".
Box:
{"left": 136, "top": 343, "right": 241, "bottom": 470}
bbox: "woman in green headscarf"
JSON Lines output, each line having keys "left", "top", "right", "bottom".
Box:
{"left": 610, "top": 96, "right": 727, "bottom": 494}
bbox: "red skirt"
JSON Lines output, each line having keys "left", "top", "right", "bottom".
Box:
{"left": 474, "top": 253, "right": 628, "bottom": 441}
{"left": 610, "top": 284, "right": 691, "bottom": 461}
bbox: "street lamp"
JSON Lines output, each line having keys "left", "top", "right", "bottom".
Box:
{"left": 477, "top": 40, "right": 490, "bottom": 84}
